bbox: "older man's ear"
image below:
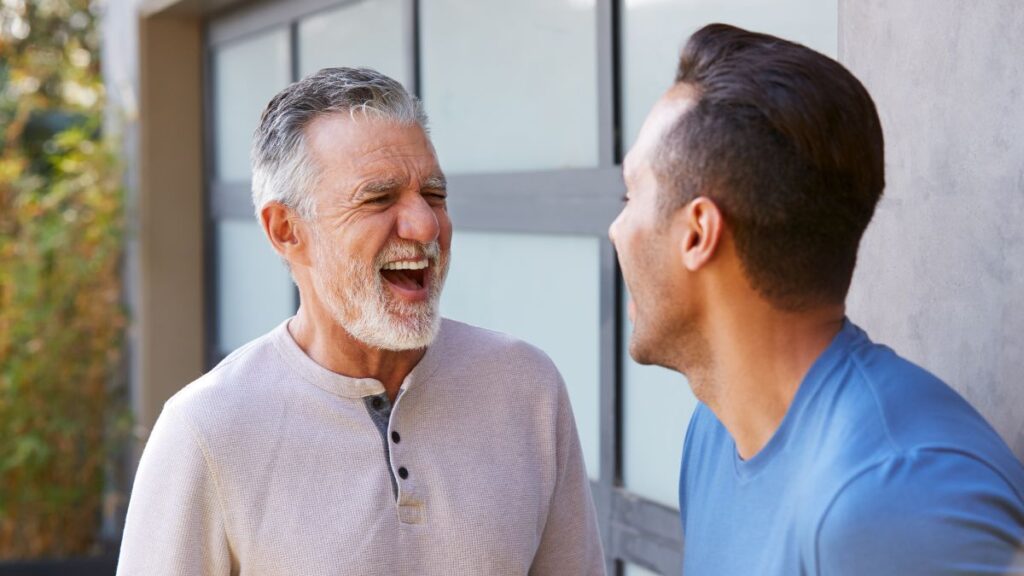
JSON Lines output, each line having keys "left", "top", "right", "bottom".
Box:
{"left": 261, "top": 201, "right": 312, "bottom": 267}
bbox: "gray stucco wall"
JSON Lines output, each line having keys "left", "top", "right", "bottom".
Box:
{"left": 841, "top": 1, "right": 1024, "bottom": 459}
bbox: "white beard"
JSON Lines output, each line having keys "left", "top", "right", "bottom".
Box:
{"left": 311, "top": 234, "right": 449, "bottom": 351}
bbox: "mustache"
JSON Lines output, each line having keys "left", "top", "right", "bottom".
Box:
{"left": 374, "top": 240, "right": 442, "bottom": 267}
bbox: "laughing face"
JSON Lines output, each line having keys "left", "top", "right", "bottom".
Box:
{"left": 303, "top": 113, "right": 452, "bottom": 351}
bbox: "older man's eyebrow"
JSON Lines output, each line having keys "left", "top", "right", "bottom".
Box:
{"left": 421, "top": 174, "right": 448, "bottom": 192}
{"left": 356, "top": 178, "right": 403, "bottom": 198}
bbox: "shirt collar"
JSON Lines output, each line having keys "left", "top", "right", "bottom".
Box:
{"left": 269, "top": 317, "right": 447, "bottom": 399}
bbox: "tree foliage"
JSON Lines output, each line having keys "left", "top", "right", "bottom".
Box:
{"left": 0, "top": 0, "right": 127, "bottom": 559}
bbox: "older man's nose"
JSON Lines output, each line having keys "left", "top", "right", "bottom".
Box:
{"left": 396, "top": 195, "right": 440, "bottom": 244}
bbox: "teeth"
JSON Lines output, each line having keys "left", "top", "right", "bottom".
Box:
{"left": 381, "top": 259, "right": 428, "bottom": 271}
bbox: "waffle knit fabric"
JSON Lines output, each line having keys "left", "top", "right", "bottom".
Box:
{"left": 117, "top": 318, "right": 605, "bottom": 575}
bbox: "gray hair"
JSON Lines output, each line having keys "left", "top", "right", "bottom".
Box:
{"left": 250, "top": 67, "right": 429, "bottom": 220}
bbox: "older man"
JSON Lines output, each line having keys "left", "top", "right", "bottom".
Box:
{"left": 609, "top": 24, "right": 1024, "bottom": 575}
{"left": 117, "top": 68, "right": 604, "bottom": 575}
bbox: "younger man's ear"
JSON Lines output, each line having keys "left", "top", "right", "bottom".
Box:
{"left": 674, "top": 196, "right": 724, "bottom": 272}
{"left": 261, "top": 202, "right": 312, "bottom": 267}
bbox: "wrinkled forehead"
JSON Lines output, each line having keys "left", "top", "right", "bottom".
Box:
{"left": 304, "top": 112, "right": 439, "bottom": 177}
{"left": 624, "top": 84, "right": 698, "bottom": 179}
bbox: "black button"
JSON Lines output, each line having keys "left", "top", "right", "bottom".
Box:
{"left": 398, "top": 467, "right": 409, "bottom": 479}
{"left": 371, "top": 397, "right": 383, "bottom": 410}
{"left": 391, "top": 431, "right": 401, "bottom": 443}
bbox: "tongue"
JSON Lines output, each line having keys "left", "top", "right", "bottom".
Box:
{"left": 381, "top": 269, "right": 422, "bottom": 290}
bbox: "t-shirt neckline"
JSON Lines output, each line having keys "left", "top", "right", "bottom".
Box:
{"left": 732, "top": 318, "right": 863, "bottom": 481}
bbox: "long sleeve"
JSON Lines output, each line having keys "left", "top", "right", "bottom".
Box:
{"left": 117, "top": 405, "right": 234, "bottom": 576}
{"left": 529, "top": 377, "right": 606, "bottom": 576}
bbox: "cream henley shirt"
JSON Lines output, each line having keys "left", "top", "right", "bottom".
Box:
{"left": 117, "top": 318, "right": 605, "bottom": 575}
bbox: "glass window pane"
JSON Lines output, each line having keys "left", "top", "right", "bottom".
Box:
{"left": 621, "top": 285, "right": 698, "bottom": 508}
{"left": 621, "top": 0, "right": 838, "bottom": 148}
{"left": 216, "top": 220, "right": 296, "bottom": 351}
{"left": 213, "top": 28, "right": 291, "bottom": 181}
{"left": 421, "top": 0, "right": 599, "bottom": 173}
{"left": 298, "top": 0, "right": 411, "bottom": 87}
{"left": 625, "top": 564, "right": 663, "bottom": 576}
{"left": 440, "top": 231, "right": 601, "bottom": 478}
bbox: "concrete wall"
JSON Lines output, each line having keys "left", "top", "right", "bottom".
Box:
{"left": 841, "top": 0, "right": 1024, "bottom": 459}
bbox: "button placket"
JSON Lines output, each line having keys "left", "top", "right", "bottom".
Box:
{"left": 387, "top": 393, "right": 424, "bottom": 524}
{"left": 388, "top": 391, "right": 404, "bottom": 489}
{"left": 388, "top": 423, "right": 411, "bottom": 493}
{"left": 362, "top": 392, "right": 398, "bottom": 498}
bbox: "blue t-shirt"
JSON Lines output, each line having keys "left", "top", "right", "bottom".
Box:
{"left": 679, "top": 320, "right": 1024, "bottom": 575}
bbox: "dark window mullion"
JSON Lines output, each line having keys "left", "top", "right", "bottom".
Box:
{"left": 596, "top": 3, "right": 624, "bottom": 573}
{"left": 202, "top": 25, "right": 220, "bottom": 371}
{"left": 597, "top": 0, "right": 621, "bottom": 168}
{"left": 408, "top": 0, "right": 420, "bottom": 98}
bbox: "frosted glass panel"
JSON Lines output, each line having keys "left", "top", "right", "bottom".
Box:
{"left": 621, "top": 0, "right": 838, "bottom": 148}
{"left": 440, "top": 232, "right": 601, "bottom": 477}
{"left": 421, "top": 0, "right": 599, "bottom": 173}
{"left": 622, "top": 285, "right": 698, "bottom": 508}
{"left": 216, "top": 220, "right": 296, "bottom": 351}
{"left": 298, "top": 0, "right": 410, "bottom": 87}
{"left": 625, "top": 564, "right": 662, "bottom": 576}
{"left": 214, "top": 28, "right": 291, "bottom": 181}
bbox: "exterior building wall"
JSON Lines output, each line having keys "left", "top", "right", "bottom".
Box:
{"left": 841, "top": 0, "right": 1024, "bottom": 458}
{"left": 102, "top": 0, "right": 207, "bottom": 438}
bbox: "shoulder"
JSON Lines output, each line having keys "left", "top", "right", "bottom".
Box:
{"left": 427, "top": 319, "right": 570, "bottom": 423}
{"left": 831, "top": 324, "right": 1020, "bottom": 472}
{"left": 816, "top": 449, "right": 1024, "bottom": 575}
{"left": 167, "top": 330, "right": 275, "bottom": 410}
{"left": 159, "top": 327, "right": 293, "bottom": 448}
{"left": 841, "top": 328, "right": 956, "bottom": 432}
{"left": 436, "top": 318, "right": 562, "bottom": 382}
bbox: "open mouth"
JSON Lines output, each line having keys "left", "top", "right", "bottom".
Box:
{"left": 380, "top": 259, "right": 429, "bottom": 292}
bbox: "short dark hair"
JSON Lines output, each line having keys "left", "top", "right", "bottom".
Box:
{"left": 657, "top": 23, "right": 885, "bottom": 310}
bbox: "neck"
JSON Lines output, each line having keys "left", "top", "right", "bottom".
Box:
{"left": 693, "top": 301, "right": 845, "bottom": 460}
{"left": 288, "top": 304, "right": 425, "bottom": 402}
